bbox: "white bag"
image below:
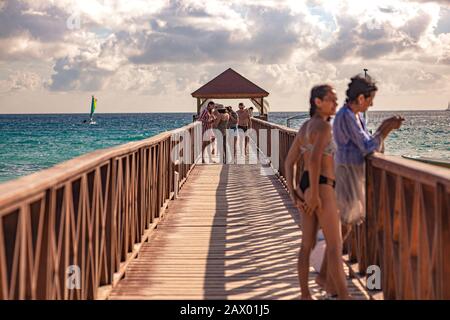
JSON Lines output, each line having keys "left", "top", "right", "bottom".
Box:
{"left": 310, "top": 230, "right": 326, "bottom": 273}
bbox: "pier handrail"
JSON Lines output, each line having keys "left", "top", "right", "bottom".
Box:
{"left": 355, "top": 153, "right": 450, "bottom": 299}
{"left": 286, "top": 114, "right": 304, "bottom": 128}
{"left": 0, "top": 121, "right": 202, "bottom": 299}
{"left": 252, "top": 117, "right": 450, "bottom": 300}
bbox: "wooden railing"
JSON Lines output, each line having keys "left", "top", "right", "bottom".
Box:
{"left": 351, "top": 154, "right": 450, "bottom": 299}
{"left": 251, "top": 118, "right": 297, "bottom": 179}
{"left": 252, "top": 117, "right": 450, "bottom": 300}
{"left": 0, "top": 121, "right": 202, "bottom": 300}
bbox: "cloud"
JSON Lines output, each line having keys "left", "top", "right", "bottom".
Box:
{"left": 0, "top": 0, "right": 68, "bottom": 41}
{"left": 317, "top": 15, "right": 359, "bottom": 61}
{"left": 438, "top": 53, "right": 450, "bottom": 64}
{"left": 408, "top": 0, "right": 450, "bottom": 6}
{"left": 48, "top": 54, "right": 115, "bottom": 92}
{"left": 435, "top": 7, "right": 450, "bottom": 34}
{"left": 0, "top": 0, "right": 450, "bottom": 110}
{"left": 358, "top": 42, "right": 396, "bottom": 59}
{"left": 317, "top": 4, "right": 439, "bottom": 62}
{"left": 128, "top": 4, "right": 307, "bottom": 65}
{"left": 379, "top": 7, "right": 397, "bottom": 14}
{"left": 0, "top": 70, "right": 43, "bottom": 93}
{"left": 359, "top": 22, "right": 389, "bottom": 41}
{"left": 400, "top": 10, "right": 433, "bottom": 41}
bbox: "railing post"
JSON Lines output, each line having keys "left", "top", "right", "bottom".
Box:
{"left": 174, "top": 170, "right": 180, "bottom": 199}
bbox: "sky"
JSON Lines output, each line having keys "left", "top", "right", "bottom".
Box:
{"left": 0, "top": 0, "right": 449, "bottom": 113}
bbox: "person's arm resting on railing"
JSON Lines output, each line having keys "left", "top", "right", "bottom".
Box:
{"left": 342, "top": 110, "right": 382, "bottom": 156}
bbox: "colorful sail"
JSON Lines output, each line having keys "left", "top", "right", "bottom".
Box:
{"left": 90, "top": 96, "right": 97, "bottom": 119}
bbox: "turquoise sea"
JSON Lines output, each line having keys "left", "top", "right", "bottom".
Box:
{"left": 0, "top": 111, "right": 449, "bottom": 183}
{"left": 270, "top": 111, "right": 450, "bottom": 161}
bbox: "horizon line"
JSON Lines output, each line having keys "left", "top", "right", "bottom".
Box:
{"left": 0, "top": 109, "right": 448, "bottom": 115}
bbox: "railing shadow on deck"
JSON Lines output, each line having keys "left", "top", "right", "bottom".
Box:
{"left": 251, "top": 117, "right": 450, "bottom": 300}
{"left": 204, "top": 164, "right": 302, "bottom": 299}
{"left": 0, "top": 121, "right": 202, "bottom": 300}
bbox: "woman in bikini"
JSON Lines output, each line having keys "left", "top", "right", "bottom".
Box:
{"left": 284, "top": 84, "right": 350, "bottom": 300}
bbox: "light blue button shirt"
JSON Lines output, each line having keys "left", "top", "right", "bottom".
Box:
{"left": 333, "top": 104, "right": 381, "bottom": 165}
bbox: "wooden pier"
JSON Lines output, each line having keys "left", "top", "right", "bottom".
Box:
{"left": 109, "top": 163, "right": 369, "bottom": 300}
{"left": 0, "top": 118, "right": 449, "bottom": 300}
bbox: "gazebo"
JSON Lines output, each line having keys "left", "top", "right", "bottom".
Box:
{"left": 191, "top": 68, "right": 270, "bottom": 120}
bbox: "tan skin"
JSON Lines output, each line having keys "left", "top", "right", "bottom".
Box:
{"left": 316, "top": 91, "right": 404, "bottom": 295}
{"left": 201, "top": 105, "right": 216, "bottom": 163}
{"left": 227, "top": 107, "right": 238, "bottom": 159}
{"left": 237, "top": 105, "right": 252, "bottom": 154}
{"left": 214, "top": 111, "right": 230, "bottom": 163}
{"left": 285, "top": 88, "right": 350, "bottom": 300}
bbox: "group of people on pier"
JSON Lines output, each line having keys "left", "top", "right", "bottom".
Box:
{"left": 199, "top": 102, "right": 254, "bottom": 163}
{"left": 285, "top": 74, "right": 404, "bottom": 299}
{"left": 197, "top": 74, "right": 404, "bottom": 300}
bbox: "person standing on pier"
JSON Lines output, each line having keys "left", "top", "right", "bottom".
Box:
{"left": 236, "top": 102, "right": 252, "bottom": 155}
{"left": 199, "top": 101, "right": 216, "bottom": 163}
{"left": 215, "top": 106, "right": 230, "bottom": 163}
{"left": 226, "top": 106, "right": 238, "bottom": 131}
{"left": 333, "top": 75, "right": 404, "bottom": 232}
{"left": 284, "top": 84, "right": 351, "bottom": 300}
{"left": 314, "top": 75, "right": 404, "bottom": 294}
{"left": 227, "top": 106, "right": 238, "bottom": 160}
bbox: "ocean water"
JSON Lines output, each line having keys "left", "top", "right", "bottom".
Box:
{"left": 0, "top": 111, "right": 448, "bottom": 183}
{"left": 0, "top": 113, "right": 192, "bottom": 183}
{"left": 270, "top": 110, "right": 450, "bottom": 161}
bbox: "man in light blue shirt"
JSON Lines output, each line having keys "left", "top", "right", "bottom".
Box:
{"left": 333, "top": 75, "right": 403, "bottom": 230}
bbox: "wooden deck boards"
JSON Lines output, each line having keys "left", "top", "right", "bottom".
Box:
{"left": 109, "top": 163, "right": 370, "bottom": 300}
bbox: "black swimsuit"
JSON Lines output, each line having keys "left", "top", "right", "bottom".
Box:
{"left": 298, "top": 171, "right": 336, "bottom": 193}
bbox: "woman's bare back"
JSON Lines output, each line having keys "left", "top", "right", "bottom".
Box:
{"left": 298, "top": 118, "right": 335, "bottom": 180}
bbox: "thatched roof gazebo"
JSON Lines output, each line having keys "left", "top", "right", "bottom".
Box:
{"left": 191, "top": 68, "right": 269, "bottom": 120}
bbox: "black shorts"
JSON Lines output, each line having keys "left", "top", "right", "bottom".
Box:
{"left": 238, "top": 125, "right": 248, "bottom": 133}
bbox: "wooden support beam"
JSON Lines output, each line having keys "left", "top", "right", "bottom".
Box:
{"left": 196, "top": 98, "right": 201, "bottom": 115}
{"left": 261, "top": 97, "right": 264, "bottom": 116}
{"left": 250, "top": 98, "right": 262, "bottom": 114}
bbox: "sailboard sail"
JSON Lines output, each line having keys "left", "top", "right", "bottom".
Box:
{"left": 89, "top": 96, "right": 97, "bottom": 124}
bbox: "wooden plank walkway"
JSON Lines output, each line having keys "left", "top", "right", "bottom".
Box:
{"left": 109, "top": 162, "right": 370, "bottom": 300}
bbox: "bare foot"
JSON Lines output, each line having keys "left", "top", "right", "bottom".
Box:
{"left": 315, "top": 275, "right": 326, "bottom": 289}
{"left": 315, "top": 275, "right": 337, "bottom": 296}
{"left": 300, "top": 295, "right": 313, "bottom": 300}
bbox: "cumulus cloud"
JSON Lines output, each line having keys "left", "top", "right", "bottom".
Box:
{"left": 0, "top": 0, "right": 449, "bottom": 112}
{"left": 318, "top": 15, "right": 359, "bottom": 61}
{"left": 409, "top": 0, "right": 450, "bottom": 6}
{"left": 435, "top": 7, "right": 450, "bottom": 34}
{"left": 128, "top": 3, "right": 308, "bottom": 65}
{"left": 0, "top": 0, "right": 68, "bottom": 41}
{"left": 48, "top": 48, "right": 117, "bottom": 92}
{"left": 401, "top": 10, "right": 434, "bottom": 41}
{"left": 0, "top": 70, "right": 43, "bottom": 93}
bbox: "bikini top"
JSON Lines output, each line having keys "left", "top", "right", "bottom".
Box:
{"left": 300, "top": 139, "right": 336, "bottom": 156}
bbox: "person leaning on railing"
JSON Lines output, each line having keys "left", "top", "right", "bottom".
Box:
{"left": 332, "top": 74, "right": 404, "bottom": 236}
